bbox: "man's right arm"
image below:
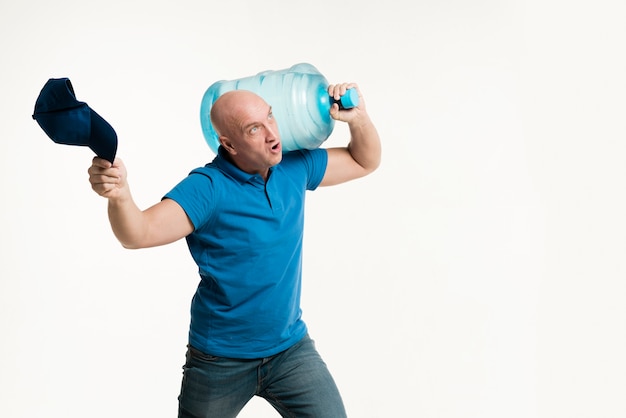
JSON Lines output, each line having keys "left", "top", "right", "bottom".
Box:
{"left": 88, "top": 157, "right": 194, "bottom": 249}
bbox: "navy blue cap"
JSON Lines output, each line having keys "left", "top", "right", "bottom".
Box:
{"left": 32, "top": 78, "right": 117, "bottom": 163}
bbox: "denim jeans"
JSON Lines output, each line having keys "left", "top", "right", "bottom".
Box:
{"left": 178, "top": 334, "right": 347, "bottom": 418}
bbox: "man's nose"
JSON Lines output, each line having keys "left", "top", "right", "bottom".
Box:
{"left": 265, "top": 123, "right": 279, "bottom": 140}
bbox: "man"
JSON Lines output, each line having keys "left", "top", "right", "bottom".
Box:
{"left": 88, "top": 82, "right": 381, "bottom": 417}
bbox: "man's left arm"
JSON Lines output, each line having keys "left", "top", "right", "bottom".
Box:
{"left": 320, "top": 83, "right": 382, "bottom": 187}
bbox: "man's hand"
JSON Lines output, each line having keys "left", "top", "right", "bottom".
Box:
{"left": 328, "top": 83, "right": 365, "bottom": 124}
{"left": 88, "top": 157, "right": 129, "bottom": 200}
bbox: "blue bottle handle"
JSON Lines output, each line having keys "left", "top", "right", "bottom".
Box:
{"left": 331, "top": 88, "right": 359, "bottom": 110}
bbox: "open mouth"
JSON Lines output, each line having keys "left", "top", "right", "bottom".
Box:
{"left": 271, "top": 143, "right": 281, "bottom": 152}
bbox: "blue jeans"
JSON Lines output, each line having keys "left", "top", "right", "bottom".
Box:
{"left": 178, "top": 334, "right": 347, "bottom": 418}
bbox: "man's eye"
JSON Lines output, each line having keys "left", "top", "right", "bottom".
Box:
{"left": 249, "top": 126, "right": 258, "bottom": 134}
{"left": 268, "top": 112, "right": 274, "bottom": 120}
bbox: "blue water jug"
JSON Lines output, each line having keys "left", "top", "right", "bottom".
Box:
{"left": 200, "top": 63, "right": 359, "bottom": 153}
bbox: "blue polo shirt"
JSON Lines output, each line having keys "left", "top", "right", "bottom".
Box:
{"left": 164, "top": 147, "right": 328, "bottom": 359}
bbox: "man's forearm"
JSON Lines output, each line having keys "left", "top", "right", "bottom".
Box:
{"left": 347, "top": 113, "right": 382, "bottom": 173}
{"left": 107, "top": 194, "right": 148, "bottom": 249}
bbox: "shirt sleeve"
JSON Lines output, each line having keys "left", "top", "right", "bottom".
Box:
{"left": 163, "top": 168, "right": 217, "bottom": 231}
{"left": 301, "top": 148, "right": 328, "bottom": 190}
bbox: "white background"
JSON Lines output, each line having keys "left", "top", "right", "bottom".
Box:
{"left": 1, "top": 1, "right": 625, "bottom": 417}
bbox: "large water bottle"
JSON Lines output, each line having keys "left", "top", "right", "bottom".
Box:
{"left": 200, "top": 63, "right": 359, "bottom": 153}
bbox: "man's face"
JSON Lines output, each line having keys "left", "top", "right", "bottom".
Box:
{"left": 220, "top": 93, "right": 283, "bottom": 179}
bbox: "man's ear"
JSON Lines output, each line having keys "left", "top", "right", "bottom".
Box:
{"left": 219, "top": 136, "right": 236, "bottom": 154}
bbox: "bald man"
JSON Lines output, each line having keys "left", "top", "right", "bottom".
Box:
{"left": 88, "top": 83, "right": 381, "bottom": 417}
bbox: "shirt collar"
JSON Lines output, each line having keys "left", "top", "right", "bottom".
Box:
{"left": 213, "top": 146, "right": 272, "bottom": 185}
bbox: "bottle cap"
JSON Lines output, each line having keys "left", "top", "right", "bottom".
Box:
{"left": 340, "top": 88, "right": 360, "bottom": 109}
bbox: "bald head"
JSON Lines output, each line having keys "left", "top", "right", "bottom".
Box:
{"left": 210, "top": 90, "right": 266, "bottom": 138}
{"left": 208, "top": 89, "right": 282, "bottom": 180}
